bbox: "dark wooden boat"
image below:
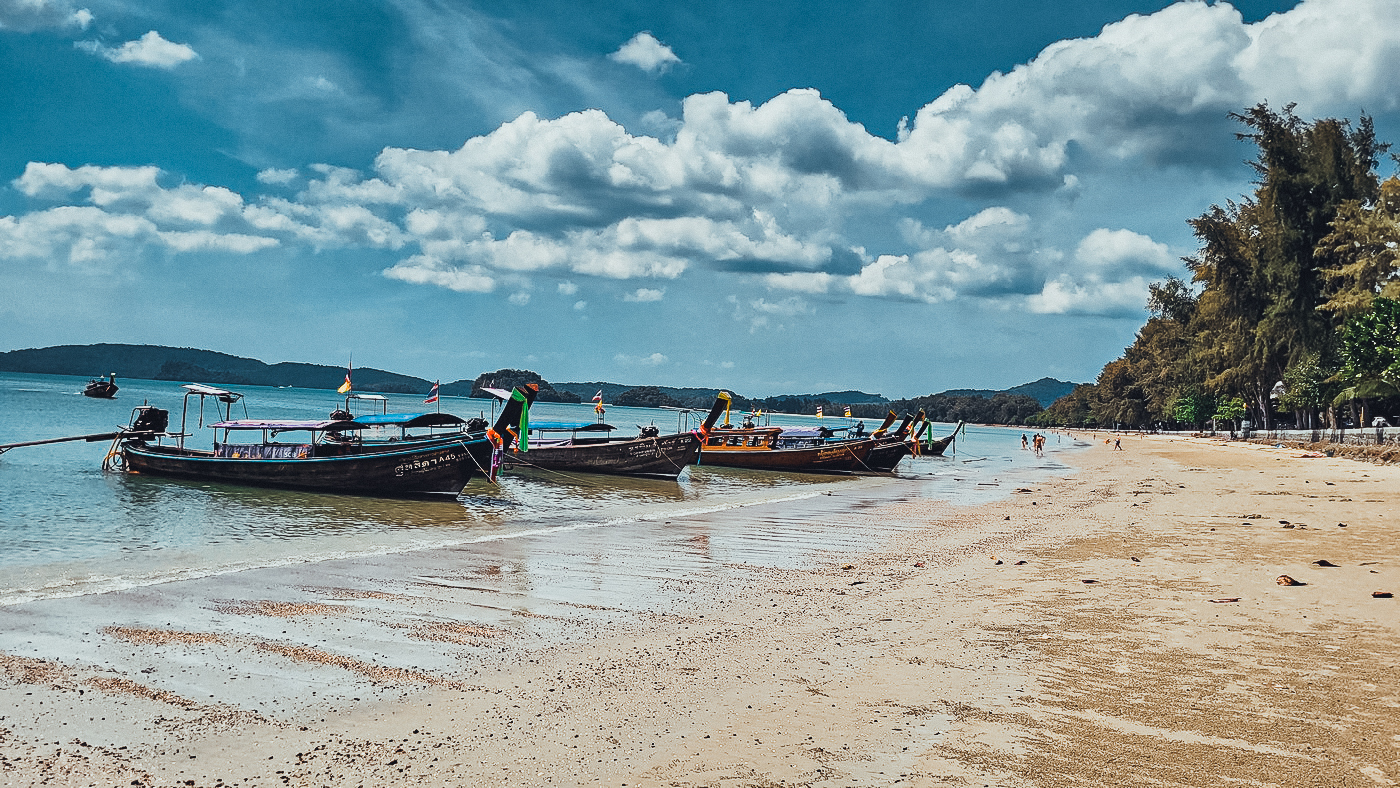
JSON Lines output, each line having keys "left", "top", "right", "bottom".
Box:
{"left": 862, "top": 412, "right": 916, "bottom": 472}
{"left": 114, "top": 384, "right": 525, "bottom": 496}
{"left": 122, "top": 433, "right": 490, "bottom": 495}
{"left": 83, "top": 373, "right": 118, "bottom": 399}
{"left": 914, "top": 419, "right": 964, "bottom": 457}
{"left": 496, "top": 387, "right": 727, "bottom": 479}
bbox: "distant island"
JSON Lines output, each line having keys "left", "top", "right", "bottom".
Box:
{"left": 0, "top": 343, "right": 1076, "bottom": 425}
{"left": 0, "top": 344, "right": 431, "bottom": 394}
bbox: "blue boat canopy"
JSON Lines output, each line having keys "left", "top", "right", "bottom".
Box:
{"left": 528, "top": 422, "right": 615, "bottom": 432}
{"left": 210, "top": 419, "right": 365, "bottom": 432}
{"left": 353, "top": 412, "right": 468, "bottom": 428}
{"left": 778, "top": 427, "right": 836, "bottom": 438}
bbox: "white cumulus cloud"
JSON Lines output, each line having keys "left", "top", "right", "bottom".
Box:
{"left": 608, "top": 32, "right": 681, "bottom": 75}
{"left": 0, "top": 0, "right": 91, "bottom": 32}
{"left": 614, "top": 352, "right": 669, "bottom": 366}
{"left": 256, "top": 168, "right": 300, "bottom": 186}
{"left": 10, "top": 0, "right": 1400, "bottom": 318}
{"left": 623, "top": 287, "right": 664, "bottom": 302}
{"left": 77, "top": 30, "right": 198, "bottom": 70}
{"left": 1026, "top": 228, "right": 1175, "bottom": 315}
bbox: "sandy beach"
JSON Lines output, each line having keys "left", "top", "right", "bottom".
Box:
{"left": 2, "top": 435, "right": 1398, "bottom": 788}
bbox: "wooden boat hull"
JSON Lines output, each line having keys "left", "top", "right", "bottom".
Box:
{"left": 120, "top": 437, "right": 493, "bottom": 496}
{"left": 920, "top": 433, "right": 955, "bottom": 456}
{"left": 699, "top": 438, "right": 874, "bottom": 473}
{"left": 863, "top": 439, "right": 912, "bottom": 472}
{"left": 505, "top": 432, "right": 701, "bottom": 479}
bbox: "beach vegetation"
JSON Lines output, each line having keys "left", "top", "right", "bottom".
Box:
{"left": 1212, "top": 396, "right": 1248, "bottom": 431}
{"left": 1041, "top": 103, "right": 1400, "bottom": 430}
{"left": 1169, "top": 389, "right": 1215, "bottom": 430}
{"left": 1330, "top": 296, "right": 1400, "bottom": 425}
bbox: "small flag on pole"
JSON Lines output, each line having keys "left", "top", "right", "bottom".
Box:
{"left": 816, "top": 405, "right": 824, "bottom": 418}
{"left": 424, "top": 381, "right": 439, "bottom": 404}
{"left": 844, "top": 406, "right": 852, "bottom": 417}
{"left": 337, "top": 367, "right": 352, "bottom": 394}
{"left": 593, "top": 389, "right": 604, "bottom": 414}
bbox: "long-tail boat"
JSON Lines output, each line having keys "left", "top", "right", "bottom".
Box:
{"left": 696, "top": 394, "right": 876, "bottom": 473}
{"left": 862, "top": 411, "right": 916, "bottom": 472}
{"left": 494, "top": 386, "right": 727, "bottom": 479}
{"left": 83, "top": 373, "right": 118, "bottom": 399}
{"left": 913, "top": 418, "right": 964, "bottom": 456}
{"left": 113, "top": 384, "right": 525, "bottom": 496}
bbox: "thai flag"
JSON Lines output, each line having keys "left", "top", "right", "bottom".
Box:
{"left": 424, "top": 381, "right": 439, "bottom": 404}
{"left": 592, "top": 390, "right": 603, "bottom": 403}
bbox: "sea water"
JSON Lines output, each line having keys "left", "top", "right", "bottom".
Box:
{"left": 0, "top": 371, "right": 1083, "bottom": 605}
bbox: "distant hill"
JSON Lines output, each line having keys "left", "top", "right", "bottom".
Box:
{"left": 614, "top": 386, "right": 682, "bottom": 408}
{"left": 441, "top": 369, "right": 580, "bottom": 403}
{"left": 782, "top": 390, "right": 888, "bottom": 404}
{"left": 938, "top": 377, "right": 1077, "bottom": 408}
{"left": 0, "top": 343, "right": 1078, "bottom": 412}
{"left": 0, "top": 344, "right": 431, "bottom": 394}
{"left": 555, "top": 382, "right": 888, "bottom": 410}
{"left": 555, "top": 382, "right": 730, "bottom": 408}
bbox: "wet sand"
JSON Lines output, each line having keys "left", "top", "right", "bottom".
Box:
{"left": 2, "top": 436, "right": 1398, "bottom": 787}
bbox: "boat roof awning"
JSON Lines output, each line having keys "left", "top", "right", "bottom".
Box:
{"left": 210, "top": 419, "right": 364, "bottom": 431}
{"left": 528, "top": 421, "right": 614, "bottom": 432}
{"left": 345, "top": 393, "right": 388, "bottom": 401}
{"left": 481, "top": 387, "right": 513, "bottom": 400}
{"left": 354, "top": 412, "right": 467, "bottom": 428}
{"left": 182, "top": 383, "right": 242, "bottom": 401}
{"left": 778, "top": 427, "right": 835, "bottom": 438}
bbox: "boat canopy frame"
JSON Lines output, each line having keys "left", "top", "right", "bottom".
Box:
{"left": 173, "top": 384, "right": 249, "bottom": 449}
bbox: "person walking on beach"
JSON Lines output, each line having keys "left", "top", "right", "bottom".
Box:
{"left": 1113, "top": 438, "right": 1123, "bottom": 450}
{"left": 1021, "top": 433, "right": 1029, "bottom": 450}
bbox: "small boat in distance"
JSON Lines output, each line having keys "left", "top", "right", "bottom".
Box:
{"left": 83, "top": 373, "right": 118, "bottom": 399}
{"left": 111, "top": 383, "right": 525, "bottom": 497}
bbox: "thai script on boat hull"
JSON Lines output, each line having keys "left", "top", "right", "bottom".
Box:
{"left": 395, "top": 449, "right": 465, "bottom": 477}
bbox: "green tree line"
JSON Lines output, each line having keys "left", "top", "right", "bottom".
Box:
{"left": 1035, "top": 103, "right": 1400, "bottom": 431}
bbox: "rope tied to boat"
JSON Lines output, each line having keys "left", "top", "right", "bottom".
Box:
{"left": 101, "top": 433, "right": 126, "bottom": 472}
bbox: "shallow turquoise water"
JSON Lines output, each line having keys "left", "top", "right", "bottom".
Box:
{"left": 0, "top": 371, "right": 1080, "bottom": 604}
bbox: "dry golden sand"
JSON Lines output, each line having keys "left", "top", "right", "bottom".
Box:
{"left": 1, "top": 436, "right": 1398, "bottom": 787}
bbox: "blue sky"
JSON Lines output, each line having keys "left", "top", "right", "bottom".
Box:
{"left": 2, "top": 0, "right": 1395, "bottom": 397}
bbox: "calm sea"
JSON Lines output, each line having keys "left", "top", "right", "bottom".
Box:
{"left": 0, "top": 372, "right": 1081, "bottom": 606}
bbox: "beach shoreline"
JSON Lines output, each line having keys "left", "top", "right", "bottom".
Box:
{"left": 2, "top": 436, "right": 1397, "bottom": 787}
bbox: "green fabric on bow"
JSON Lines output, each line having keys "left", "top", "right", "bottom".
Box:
{"left": 512, "top": 388, "right": 530, "bottom": 452}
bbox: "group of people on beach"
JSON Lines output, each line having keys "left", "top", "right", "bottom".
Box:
{"left": 1021, "top": 432, "right": 1047, "bottom": 457}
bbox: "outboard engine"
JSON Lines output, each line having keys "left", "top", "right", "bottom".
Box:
{"left": 465, "top": 417, "right": 489, "bottom": 432}
{"left": 639, "top": 425, "right": 660, "bottom": 438}
{"left": 329, "top": 409, "right": 353, "bottom": 421}
{"left": 129, "top": 406, "right": 169, "bottom": 435}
